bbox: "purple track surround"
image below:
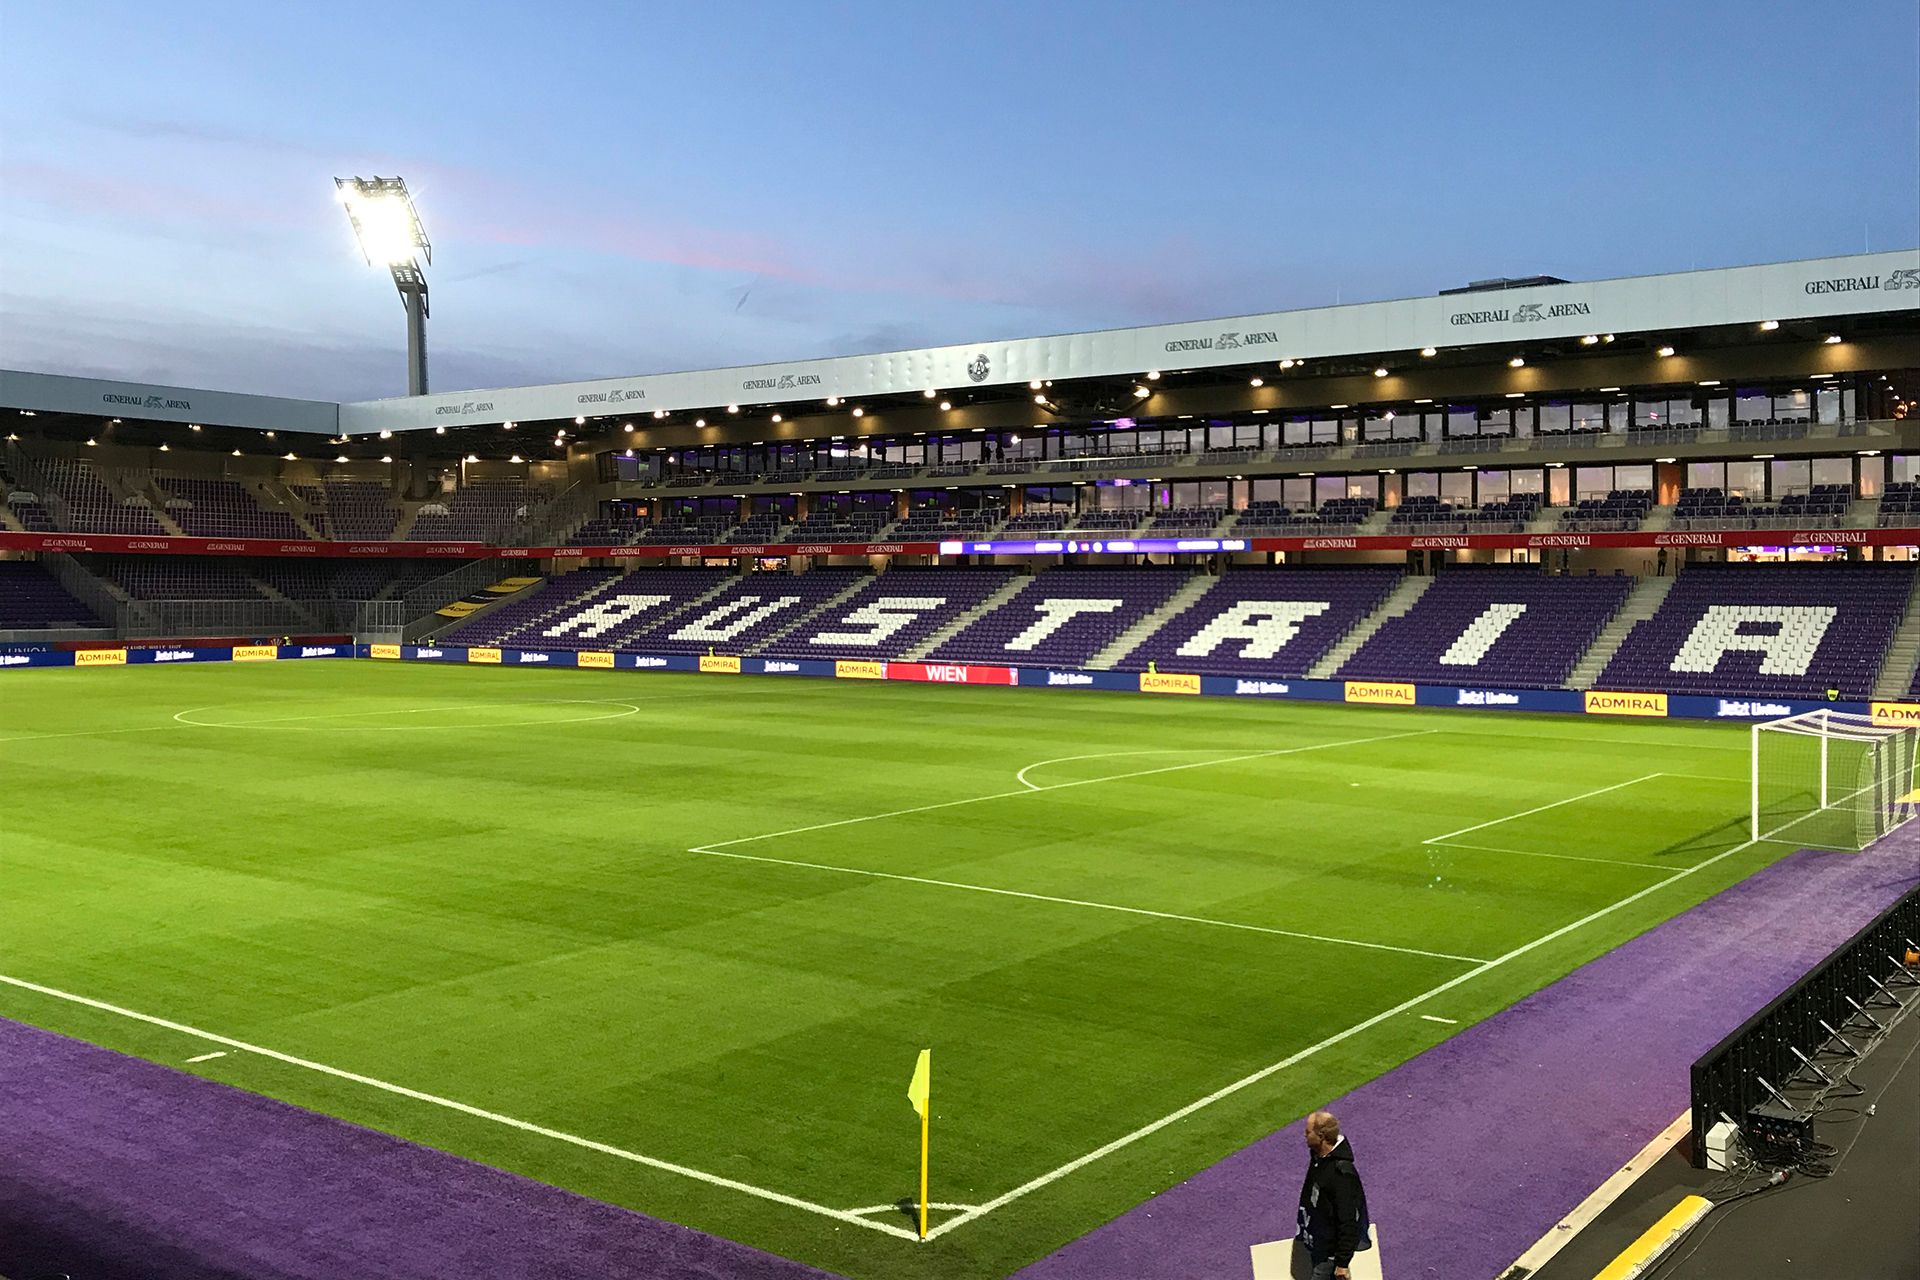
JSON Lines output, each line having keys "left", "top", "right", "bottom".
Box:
{"left": 1010, "top": 829, "right": 1920, "bottom": 1280}
{"left": 0, "top": 1018, "right": 842, "bottom": 1280}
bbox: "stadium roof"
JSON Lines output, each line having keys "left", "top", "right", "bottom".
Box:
{"left": 3, "top": 248, "right": 1916, "bottom": 437}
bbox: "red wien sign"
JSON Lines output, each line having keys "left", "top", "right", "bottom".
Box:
{"left": 885, "top": 662, "right": 1018, "bottom": 685}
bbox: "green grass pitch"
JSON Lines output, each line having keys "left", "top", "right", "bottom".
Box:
{"left": 0, "top": 661, "right": 1772, "bottom": 1278}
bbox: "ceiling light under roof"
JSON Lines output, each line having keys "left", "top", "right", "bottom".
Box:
{"left": 1579, "top": 334, "right": 1599, "bottom": 345}
{"left": 1029, "top": 379, "right": 1043, "bottom": 390}
{"left": 1146, "top": 370, "right": 1161, "bottom": 380}
{"left": 1373, "top": 367, "right": 1388, "bottom": 378}
{"left": 923, "top": 388, "right": 937, "bottom": 398}
{"left": 435, "top": 425, "right": 446, "bottom": 434}
{"left": 1508, "top": 356, "right": 1526, "bottom": 368}
{"left": 1249, "top": 377, "right": 1264, "bottom": 387}
{"left": 1760, "top": 319, "right": 1780, "bottom": 331}
{"left": 851, "top": 407, "right": 864, "bottom": 418}
{"left": 1824, "top": 334, "right": 1843, "bottom": 344}
{"left": 1133, "top": 386, "right": 1150, "bottom": 398}
{"left": 1657, "top": 346, "right": 1676, "bottom": 357}
{"left": 727, "top": 404, "right": 740, "bottom": 414}
{"left": 771, "top": 413, "right": 782, "bottom": 423}
{"left": 826, "top": 396, "right": 841, "bottom": 407}
{"left": 379, "top": 429, "right": 393, "bottom": 439}
{"left": 939, "top": 400, "right": 952, "bottom": 411}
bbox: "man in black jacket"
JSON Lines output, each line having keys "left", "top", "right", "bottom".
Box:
{"left": 1295, "top": 1110, "right": 1369, "bottom": 1279}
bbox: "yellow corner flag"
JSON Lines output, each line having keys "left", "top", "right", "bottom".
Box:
{"left": 907, "top": 1049, "right": 931, "bottom": 1239}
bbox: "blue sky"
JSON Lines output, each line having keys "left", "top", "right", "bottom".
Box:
{"left": 2, "top": 0, "right": 1916, "bottom": 402}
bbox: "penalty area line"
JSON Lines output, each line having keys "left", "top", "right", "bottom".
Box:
{"left": 0, "top": 972, "right": 919, "bottom": 1242}
{"left": 922, "top": 830, "right": 1767, "bottom": 1241}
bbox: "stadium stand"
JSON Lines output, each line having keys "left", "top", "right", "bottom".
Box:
{"left": 1337, "top": 568, "right": 1635, "bottom": 689}
{"left": 1562, "top": 488, "right": 1654, "bottom": 531}
{"left": 759, "top": 567, "right": 1019, "bottom": 661}
{"left": 455, "top": 567, "right": 735, "bottom": 650}
{"left": 0, "top": 560, "right": 103, "bottom": 629}
{"left": 38, "top": 458, "right": 168, "bottom": 535}
{"left": 1596, "top": 562, "right": 1914, "bottom": 700}
{"left": 1113, "top": 568, "right": 1403, "bottom": 677}
{"left": 408, "top": 479, "right": 539, "bottom": 541}
{"left": 320, "top": 481, "right": 398, "bottom": 540}
{"left": 927, "top": 568, "right": 1189, "bottom": 668}
{"left": 157, "top": 477, "right": 304, "bottom": 539}
{"left": 624, "top": 569, "right": 869, "bottom": 653}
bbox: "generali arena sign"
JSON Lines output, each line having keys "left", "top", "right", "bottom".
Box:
{"left": 3, "top": 525, "right": 1917, "bottom": 561}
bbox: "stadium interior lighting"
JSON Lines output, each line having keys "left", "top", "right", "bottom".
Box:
{"left": 1656, "top": 457, "right": 1677, "bottom": 463}
{"left": 624, "top": 424, "right": 635, "bottom": 433}
{"left": 334, "top": 175, "right": 431, "bottom": 395}
{"left": 1579, "top": 334, "right": 1599, "bottom": 345}
{"left": 826, "top": 396, "right": 841, "bottom": 407}
{"left": 85, "top": 438, "right": 96, "bottom": 446}
{"left": 1373, "top": 367, "right": 1389, "bottom": 378}
{"left": 1824, "top": 334, "right": 1843, "bottom": 344}
{"left": 379, "top": 429, "right": 393, "bottom": 439}
{"left": 1419, "top": 346, "right": 1436, "bottom": 358}
{"left": 1034, "top": 393, "right": 1048, "bottom": 404}
{"left": 1657, "top": 346, "right": 1676, "bottom": 357}
{"left": 1507, "top": 355, "right": 1525, "bottom": 368}
{"left": 158, "top": 443, "right": 169, "bottom": 452}
{"left": 1698, "top": 379, "right": 1721, "bottom": 386}
{"left": 380, "top": 454, "right": 393, "bottom": 463}
{"left": 503, "top": 420, "right": 514, "bottom": 429}
{"left": 771, "top": 413, "right": 782, "bottom": 423}
{"left": 1602, "top": 333, "right": 1615, "bottom": 342}
{"left": 727, "top": 404, "right": 740, "bottom": 414}
{"left": 1133, "top": 385, "right": 1150, "bottom": 398}
{"left": 283, "top": 451, "right": 296, "bottom": 460}
{"left": 574, "top": 415, "right": 586, "bottom": 425}
{"left": 939, "top": 400, "right": 952, "bottom": 411}
{"left": 186, "top": 423, "right": 199, "bottom": 431}
{"left": 851, "top": 407, "right": 865, "bottom": 418}
{"left": 1147, "top": 370, "right": 1161, "bottom": 380}
{"left": 1279, "top": 358, "right": 1296, "bottom": 369}
{"left": 1029, "top": 379, "right": 1044, "bottom": 390}
{"left": 464, "top": 454, "right": 479, "bottom": 463}
{"left": 1760, "top": 319, "right": 1781, "bottom": 331}
{"left": 695, "top": 418, "right": 707, "bottom": 427}
{"left": 923, "top": 388, "right": 937, "bottom": 398}
{"left": 230, "top": 449, "right": 240, "bottom": 456}
{"left": 336, "top": 454, "right": 349, "bottom": 463}
{"left": 509, "top": 454, "right": 523, "bottom": 463}
{"left": 434, "top": 425, "right": 446, "bottom": 434}
{"left": 1249, "top": 377, "right": 1264, "bottom": 387}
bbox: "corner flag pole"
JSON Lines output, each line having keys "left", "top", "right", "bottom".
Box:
{"left": 907, "top": 1048, "right": 931, "bottom": 1240}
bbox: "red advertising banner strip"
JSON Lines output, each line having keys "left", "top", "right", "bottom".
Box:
{"left": 884, "top": 662, "right": 1018, "bottom": 686}
{"left": 2, "top": 527, "right": 1915, "bottom": 561}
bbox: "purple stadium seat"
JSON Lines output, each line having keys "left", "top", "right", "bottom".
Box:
{"left": 1117, "top": 568, "right": 1402, "bottom": 677}
{"left": 1597, "top": 563, "right": 1914, "bottom": 700}
{"left": 1338, "top": 568, "right": 1633, "bottom": 689}
{"left": 926, "top": 568, "right": 1188, "bottom": 668}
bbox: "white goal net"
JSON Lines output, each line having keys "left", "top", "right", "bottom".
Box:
{"left": 1752, "top": 710, "right": 1920, "bottom": 850}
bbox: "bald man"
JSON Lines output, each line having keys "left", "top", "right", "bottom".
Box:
{"left": 1295, "top": 1110, "right": 1370, "bottom": 1280}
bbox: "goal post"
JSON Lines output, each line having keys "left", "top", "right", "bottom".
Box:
{"left": 1751, "top": 710, "right": 1920, "bottom": 851}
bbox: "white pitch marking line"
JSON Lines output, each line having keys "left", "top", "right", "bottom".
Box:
{"left": 1420, "top": 773, "right": 1669, "bottom": 847}
{"left": 185, "top": 1050, "right": 228, "bottom": 1063}
{"left": 0, "top": 724, "right": 180, "bottom": 746}
{"left": 846, "top": 1202, "right": 980, "bottom": 1216}
{"left": 1417, "top": 1014, "right": 1458, "bottom": 1025}
{"left": 698, "top": 728, "right": 1441, "bottom": 852}
{"left": 1422, "top": 840, "right": 1678, "bottom": 872}
{"left": 686, "top": 844, "right": 1488, "bottom": 963}
{"left": 0, "top": 972, "right": 918, "bottom": 1242}
{"left": 921, "top": 828, "right": 1769, "bottom": 1241}
{"left": 1014, "top": 749, "right": 1207, "bottom": 791}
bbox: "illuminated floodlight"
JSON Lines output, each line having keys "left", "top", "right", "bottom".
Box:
{"left": 334, "top": 175, "right": 432, "bottom": 394}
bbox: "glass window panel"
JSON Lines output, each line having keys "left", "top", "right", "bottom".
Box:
{"left": 1407, "top": 472, "right": 1440, "bottom": 498}
{"left": 1478, "top": 471, "right": 1511, "bottom": 501}
{"left": 1688, "top": 462, "right": 1725, "bottom": 489}
{"left": 1576, "top": 466, "right": 1612, "bottom": 499}
{"left": 1725, "top": 461, "right": 1765, "bottom": 499}
{"left": 1607, "top": 402, "right": 1629, "bottom": 432}
{"left": 1538, "top": 402, "right": 1572, "bottom": 434}
{"left": 1770, "top": 458, "right": 1811, "bottom": 496}
{"left": 1810, "top": 457, "right": 1852, "bottom": 487}
{"left": 1440, "top": 471, "right": 1473, "bottom": 502}
{"left": 1615, "top": 464, "right": 1652, "bottom": 491}
{"left": 1282, "top": 477, "right": 1312, "bottom": 506}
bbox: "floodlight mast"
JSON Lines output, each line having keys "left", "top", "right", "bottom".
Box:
{"left": 334, "top": 175, "right": 432, "bottom": 396}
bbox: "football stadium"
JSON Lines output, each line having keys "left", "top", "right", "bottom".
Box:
{"left": 5, "top": 247, "right": 1920, "bottom": 1279}
{"left": 5, "top": 8, "right": 1920, "bottom": 1272}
